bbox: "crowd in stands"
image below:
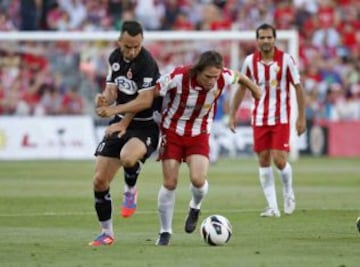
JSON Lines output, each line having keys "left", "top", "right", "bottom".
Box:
{"left": 0, "top": 0, "right": 359, "bottom": 123}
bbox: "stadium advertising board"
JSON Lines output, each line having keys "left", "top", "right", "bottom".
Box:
{"left": 0, "top": 116, "right": 97, "bottom": 160}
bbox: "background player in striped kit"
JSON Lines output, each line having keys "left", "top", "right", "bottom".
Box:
{"left": 229, "top": 23, "right": 306, "bottom": 218}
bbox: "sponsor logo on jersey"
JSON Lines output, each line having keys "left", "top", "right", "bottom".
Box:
{"left": 182, "top": 103, "right": 202, "bottom": 111}
{"left": 114, "top": 76, "right": 138, "bottom": 95}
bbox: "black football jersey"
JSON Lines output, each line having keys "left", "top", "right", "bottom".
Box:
{"left": 106, "top": 47, "right": 160, "bottom": 123}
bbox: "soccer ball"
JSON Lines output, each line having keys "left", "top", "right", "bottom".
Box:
{"left": 200, "top": 215, "right": 232, "bottom": 246}
{"left": 356, "top": 216, "right": 360, "bottom": 233}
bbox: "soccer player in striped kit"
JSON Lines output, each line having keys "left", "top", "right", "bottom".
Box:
{"left": 229, "top": 23, "right": 306, "bottom": 218}
{"left": 154, "top": 50, "right": 261, "bottom": 245}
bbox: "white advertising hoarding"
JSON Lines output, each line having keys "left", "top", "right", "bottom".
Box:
{"left": 0, "top": 116, "right": 97, "bottom": 160}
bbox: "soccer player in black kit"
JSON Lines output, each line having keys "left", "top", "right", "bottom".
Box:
{"left": 89, "top": 20, "right": 160, "bottom": 246}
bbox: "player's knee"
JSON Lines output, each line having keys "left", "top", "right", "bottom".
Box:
{"left": 93, "top": 174, "right": 109, "bottom": 191}
{"left": 163, "top": 178, "right": 177, "bottom": 190}
{"left": 273, "top": 158, "right": 286, "bottom": 170}
{"left": 190, "top": 176, "right": 206, "bottom": 188}
{"left": 121, "top": 157, "right": 137, "bottom": 168}
{"left": 258, "top": 152, "right": 271, "bottom": 166}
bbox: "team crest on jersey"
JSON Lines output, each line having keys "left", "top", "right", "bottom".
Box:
{"left": 127, "top": 68, "right": 133, "bottom": 79}
{"left": 271, "top": 80, "right": 277, "bottom": 87}
{"left": 112, "top": 63, "right": 120, "bottom": 71}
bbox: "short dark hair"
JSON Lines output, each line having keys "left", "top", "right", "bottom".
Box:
{"left": 256, "top": 23, "right": 276, "bottom": 39}
{"left": 120, "top": 20, "right": 143, "bottom": 37}
{"left": 190, "top": 50, "right": 223, "bottom": 77}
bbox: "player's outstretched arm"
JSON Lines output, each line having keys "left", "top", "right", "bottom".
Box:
{"left": 228, "top": 86, "right": 247, "bottom": 133}
{"left": 237, "top": 74, "right": 261, "bottom": 100}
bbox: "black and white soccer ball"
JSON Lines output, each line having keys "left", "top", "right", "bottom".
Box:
{"left": 200, "top": 215, "right": 232, "bottom": 246}
{"left": 356, "top": 216, "right": 360, "bottom": 233}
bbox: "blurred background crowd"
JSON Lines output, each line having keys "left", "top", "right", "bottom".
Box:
{"left": 0, "top": 0, "right": 359, "bottom": 125}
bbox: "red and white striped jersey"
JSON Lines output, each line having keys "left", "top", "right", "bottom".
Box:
{"left": 157, "top": 65, "right": 238, "bottom": 136}
{"left": 241, "top": 47, "right": 301, "bottom": 126}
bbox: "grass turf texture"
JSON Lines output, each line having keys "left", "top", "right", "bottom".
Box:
{"left": 0, "top": 157, "right": 359, "bottom": 267}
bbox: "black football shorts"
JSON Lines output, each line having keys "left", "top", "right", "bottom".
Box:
{"left": 95, "top": 123, "right": 159, "bottom": 162}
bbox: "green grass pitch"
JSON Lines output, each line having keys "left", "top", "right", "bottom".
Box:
{"left": 0, "top": 157, "right": 359, "bottom": 267}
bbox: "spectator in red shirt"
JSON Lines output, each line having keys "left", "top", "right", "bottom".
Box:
{"left": 273, "top": 0, "right": 296, "bottom": 29}
{"left": 61, "top": 87, "right": 84, "bottom": 115}
{"left": 316, "top": 0, "right": 340, "bottom": 29}
{"left": 172, "top": 11, "right": 194, "bottom": 30}
{"left": 299, "top": 36, "right": 321, "bottom": 70}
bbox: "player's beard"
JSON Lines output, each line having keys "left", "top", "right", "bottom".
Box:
{"left": 260, "top": 43, "right": 273, "bottom": 53}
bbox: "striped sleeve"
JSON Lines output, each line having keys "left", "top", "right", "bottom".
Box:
{"left": 222, "top": 68, "right": 238, "bottom": 86}
{"left": 157, "top": 69, "right": 178, "bottom": 97}
{"left": 240, "top": 55, "right": 252, "bottom": 76}
{"left": 285, "top": 54, "right": 301, "bottom": 85}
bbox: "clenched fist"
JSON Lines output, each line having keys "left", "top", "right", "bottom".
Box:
{"left": 95, "top": 94, "right": 108, "bottom": 107}
{"left": 96, "top": 106, "right": 117, "bottom": 117}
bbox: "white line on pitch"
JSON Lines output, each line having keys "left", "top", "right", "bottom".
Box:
{"left": 0, "top": 209, "right": 259, "bottom": 217}
{"left": 0, "top": 208, "right": 358, "bottom": 217}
